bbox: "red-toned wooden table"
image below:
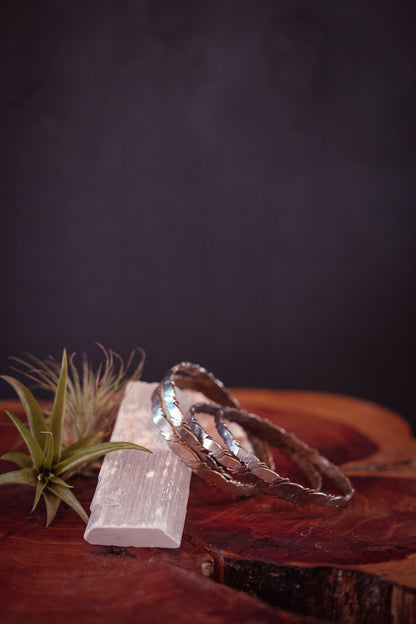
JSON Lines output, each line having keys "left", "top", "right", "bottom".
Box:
{"left": 1, "top": 390, "right": 415, "bottom": 624}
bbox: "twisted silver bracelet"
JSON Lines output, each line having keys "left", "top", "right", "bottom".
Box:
{"left": 152, "top": 362, "right": 354, "bottom": 508}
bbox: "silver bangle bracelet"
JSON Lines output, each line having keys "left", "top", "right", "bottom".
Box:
{"left": 152, "top": 364, "right": 261, "bottom": 495}
{"left": 152, "top": 362, "right": 354, "bottom": 508}
{"left": 191, "top": 403, "right": 354, "bottom": 507}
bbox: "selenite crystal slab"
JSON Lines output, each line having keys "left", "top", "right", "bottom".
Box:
{"left": 84, "top": 381, "right": 193, "bottom": 548}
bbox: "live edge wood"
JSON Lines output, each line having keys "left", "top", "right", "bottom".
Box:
{"left": 1, "top": 390, "right": 415, "bottom": 624}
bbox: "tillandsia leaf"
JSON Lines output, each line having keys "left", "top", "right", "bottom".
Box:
{"left": 43, "top": 489, "right": 62, "bottom": 527}
{"left": 49, "top": 474, "right": 72, "bottom": 488}
{"left": 0, "top": 467, "right": 37, "bottom": 486}
{"left": 47, "top": 483, "right": 88, "bottom": 524}
{"left": 60, "top": 432, "right": 104, "bottom": 459}
{"left": 0, "top": 375, "right": 47, "bottom": 446}
{"left": 54, "top": 441, "right": 151, "bottom": 476}
{"left": 42, "top": 431, "right": 54, "bottom": 469}
{"left": 5, "top": 410, "right": 44, "bottom": 471}
{"left": 32, "top": 480, "right": 47, "bottom": 512}
{"left": 49, "top": 350, "right": 68, "bottom": 464}
{"left": 10, "top": 353, "right": 61, "bottom": 390}
{"left": 50, "top": 475, "right": 74, "bottom": 490}
{"left": 1, "top": 452, "right": 32, "bottom": 468}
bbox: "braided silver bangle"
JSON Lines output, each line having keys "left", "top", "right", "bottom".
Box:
{"left": 191, "top": 403, "right": 354, "bottom": 507}
{"left": 152, "top": 362, "right": 354, "bottom": 508}
{"left": 152, "top": 363, "right": 270, "bottom": 496}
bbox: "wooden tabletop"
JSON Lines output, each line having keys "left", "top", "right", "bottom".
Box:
{"left": 1, "top": 390, "right": 415, "bottom": 624}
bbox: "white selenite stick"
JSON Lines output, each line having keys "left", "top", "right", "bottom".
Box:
{"left": 84, "top": 381, "right": 194, "bottom": 548}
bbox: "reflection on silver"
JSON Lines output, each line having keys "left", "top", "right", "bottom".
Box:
{"left": 152, "top": 362, "right": 354, "bottom": 508}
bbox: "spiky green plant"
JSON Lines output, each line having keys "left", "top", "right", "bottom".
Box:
{"left": 0, "top": 350, "right": 150, "bottom": 526}
{"left": 10, "top": 344, "right": 145, "bottom": 449}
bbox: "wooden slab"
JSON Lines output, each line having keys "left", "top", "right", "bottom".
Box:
{"left": 0, "top": 390, "right": 415, "bottom": 624}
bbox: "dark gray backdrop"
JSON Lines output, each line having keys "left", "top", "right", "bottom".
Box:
{"left": 1, "top": 1, "right": 415, "bottom": 428}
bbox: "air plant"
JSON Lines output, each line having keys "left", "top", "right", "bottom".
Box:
{"left": 10, "top": 344, "right": 145, "bottom": 449}
{"left": 0, "top": 350, "right": 150, "bottom": 526}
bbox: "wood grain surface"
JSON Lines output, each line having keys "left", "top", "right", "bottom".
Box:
{"left": 1, "top": 390, "right": 415, "bottom": 624}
